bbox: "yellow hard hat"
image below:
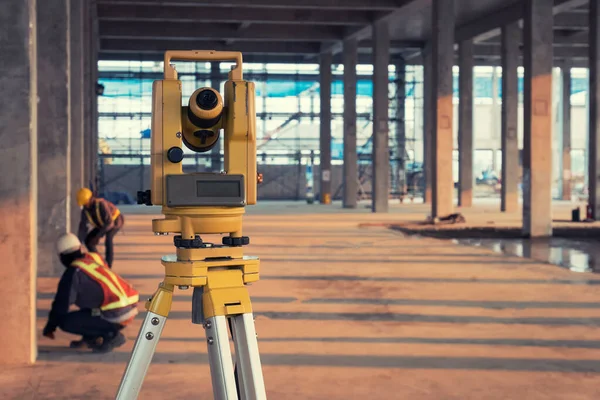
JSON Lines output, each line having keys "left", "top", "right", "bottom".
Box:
{"left": 76, "top": 188, "right": 93, "bottom": 206}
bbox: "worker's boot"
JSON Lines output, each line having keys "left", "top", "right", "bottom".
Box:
{"left": 92, "top": 331, "right": 126, "bottom": 353}
{"left": 70, "top": 336, "right": 101, "bottom": 349}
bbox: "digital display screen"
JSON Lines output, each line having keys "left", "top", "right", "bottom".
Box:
{"left": 197, "top": 180, "right": 241, "bottom": 198}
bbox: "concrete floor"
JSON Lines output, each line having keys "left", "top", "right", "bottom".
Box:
{"left": 3, "top": 201, "right": 600, "bottom": 399}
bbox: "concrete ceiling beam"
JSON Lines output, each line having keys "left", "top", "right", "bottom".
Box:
{"left": 100, "top": 39, "right": 322, "bottom": 54}
{"left": 97, "top": 4, "right": 376, "bottom": 25}
{"left": 97, "top": 0, "right": 403, "bottom": 11}
{"left": 99, "top": 21, "right": 344, "bottom": 41}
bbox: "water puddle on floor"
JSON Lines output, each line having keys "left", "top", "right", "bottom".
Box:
{"left": 452, "top": 237, "right": 599, "bottom": 273}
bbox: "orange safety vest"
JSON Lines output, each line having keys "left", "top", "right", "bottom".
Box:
{"left": 84, "top": 199, "right": 121, "bottom": 228}
{"left": 71, "top": 252, "right": 139, "bottom": 311}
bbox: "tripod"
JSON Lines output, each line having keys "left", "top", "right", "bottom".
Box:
{"left": 115, "top": 229, "right": 266, "bottom": 399}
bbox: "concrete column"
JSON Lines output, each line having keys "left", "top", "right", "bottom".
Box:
{"left": 491, "top": 66, "right": 501, "bottom": 173}
{"left": 83, "top": 1, "right": 98, "bottom": 191}
{"left": 83, "top": 0, "right": 94, "bottom": 189}
{"left": 211, "top": 62, "right": 222, "bottom": 172}
{"left": 501, "top": 22, "right": 520, "bottom": 213}
{"left": 396, "top": 60, "right": 407, "bottom": 195}
{"left": 431, "top": 0, "right": 455, "bottom": 218}
{"left": 343, "top": 38, "right": 358, "bottom": 208}
{"left": 82, "top": 0, "right": 92, "bottom": 187}
{"left": 458, "top": 39, "right": 474, "bottom": 208}
{"left": 562, "top": 66, "right": 572, "bottom": 201}
{"left": 372, "top": 19, "right": 390, "bottom": 213}
{"left": 90, "top": 1, "right": 99, "bottom": 192}
{"left": 70, "top": 0, "right": 85, "bottom": 233}
{"left": 423, "top": 45, "right": 433, "bottom": 204}
{"left": 0, "top": 0, "right": 38, "bottom": 365}
{"left": 589, "top": 0, "right": 600, "bottom": 219}
{"left": 37, "top": 0, "right": 70, "bottom": 277}
{"left": 319, "top": 52, "right": 332, "bottom": 204}
{"left": 523, "top": 0, "right": 553, "bottom": 237}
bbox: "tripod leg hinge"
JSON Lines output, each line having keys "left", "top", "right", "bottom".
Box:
{"left": 145, "top": 283, "right": 174, "bottom": 318}
{"left": 202, "top": 269, "right": 253, "bottom": 319}
{"left": 191, "top": 286, "right": 204, "bottom": 325}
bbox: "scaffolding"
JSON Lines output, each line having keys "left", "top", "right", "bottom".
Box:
{"left": 97, "top": 60, "right": 424, "bottom": 201}
{"left": 98, "top": 62, "right": 594, "bottom": 203}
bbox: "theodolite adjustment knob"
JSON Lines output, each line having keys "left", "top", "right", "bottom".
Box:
{"left": 167, "top": 146, "right": 184, "bottom": 163}
{"left": 222, "top": 236, "right": 250, "bottom": 247}
{"left": 174, "top": 235, "right": 203, "bottom": 249}
{"left": 137, "top": 190, "right": 152, "bottom": 206}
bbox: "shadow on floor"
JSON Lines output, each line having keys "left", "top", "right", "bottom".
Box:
{"left": 34, "top": 349, "right": 600, "bottom": 373}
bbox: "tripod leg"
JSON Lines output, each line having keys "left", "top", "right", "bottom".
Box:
{"left": 205, "top": 315, "right": 238, "bottom": 400}
{"left": 228, "top": 318, "right": 242, "bottom": 399}
{"left": 116, "top": 284, "right": 173, "bottom": 400}
{"left": 230, "top": 313, "right": 267, "bottom": 400}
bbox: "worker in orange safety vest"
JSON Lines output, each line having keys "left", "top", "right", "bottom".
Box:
{"left": 76, "top": 187, "right": 124, "bottom": 268}
{"left": 42, "top": 233, "right": 139, "bottom": 353}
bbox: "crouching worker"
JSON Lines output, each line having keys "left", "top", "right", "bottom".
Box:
{"left": 42, "top": 233, "right": 139, "bottom": 353}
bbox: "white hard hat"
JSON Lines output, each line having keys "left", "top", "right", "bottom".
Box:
{"left": 56, "top": 233, "right": 81, "bottom": 255}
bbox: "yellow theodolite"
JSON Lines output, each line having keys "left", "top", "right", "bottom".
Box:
{"left": 115, "top": 50, "right": 266, "bottom": 400}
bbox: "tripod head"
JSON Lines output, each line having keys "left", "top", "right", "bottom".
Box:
{"left": 137, "top": 51, "right": 257, "bottom": 240}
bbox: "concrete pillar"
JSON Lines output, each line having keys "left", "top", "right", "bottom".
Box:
{"left": 83, "top": 1, "right": 98, "bottom": 191}
{"left": 91, "top": 2, "right": 99, "bottom": 192}
{"left": 343, "top": 38, "right": 358, "bottom": 208}
{"left": 0, "top": 0, "right": 38, "bottom": 365}
{"left": 396, "top": 60, "right": 407, "bottom": 195}
{"left": 70, "top": 0, "right": 85, "bottom": 233}
{"left": 211, "top": 62, "right": 222, "bottom": 172}
{"left": 589, "top": 0, "right": 600, "bottom": 218}
{"left": 82, "top": 0, "right": 91, "bottom": 187}
{"left": 37, "top": 0, "right": 70, "bottom": 277}
{"left": 491, "top": 67, "right": 501, "bottom": 173}
{"left": 523, "top": 0, "right": 553, "bottom": 237}
{"left": 431, "top": 0, "right": 455, "bottom": 218}
{"left": 319, "top": 52, "right": 332, "bottom": 204}
{"left": 423, "top": 45, "right": 433, "bottom": 204}
{"left": 458, "top": 39, "right": 474, "bottom": 208}
{"left": 562, "top": 66, "right": 572, "bottom": 201}
{"left": 372, "top": 19, "right": 390, "bottom": 213}
{"left": 501, "top": 22, "right": 520, "bottom": 213}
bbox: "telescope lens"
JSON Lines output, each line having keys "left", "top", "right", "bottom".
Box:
{"left": 196, "top": 89, "right": 218, "bottom": 110}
